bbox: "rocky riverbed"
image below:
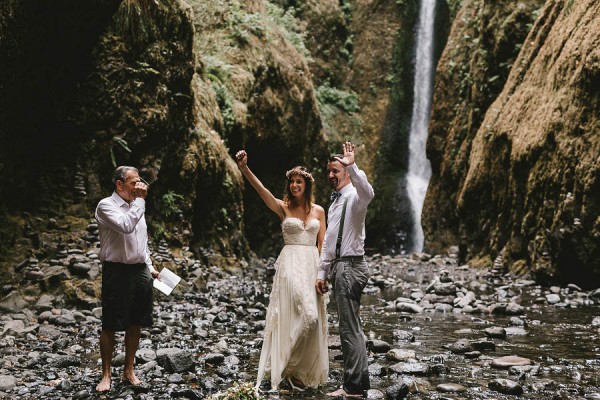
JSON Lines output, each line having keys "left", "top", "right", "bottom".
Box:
{"left": 1, "top": 226, "right": 600, "bottom": 399}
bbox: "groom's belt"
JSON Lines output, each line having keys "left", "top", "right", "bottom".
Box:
{"left": 333, "top": 255, "right": 365, "bottom": 262}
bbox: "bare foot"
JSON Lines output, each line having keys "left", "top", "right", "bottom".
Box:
{"left": 121, "top": 371, "right": 142, "bottom": 385}
{"left": 326, "top": 388, "right": 346, "bottom": 397}
{"left": 96, "top": 376, "right": 111, "bottom": 392}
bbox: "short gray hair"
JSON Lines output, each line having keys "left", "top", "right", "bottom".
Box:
{"left": 112, "top": 166, "right": 138, "bottom": 187}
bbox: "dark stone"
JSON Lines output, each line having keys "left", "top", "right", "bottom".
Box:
{"left": 386, "top": 382, "right": 409, "bottom": 399}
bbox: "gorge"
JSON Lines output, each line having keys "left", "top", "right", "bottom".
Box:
{"left": 0, "top": 0, "right": 598, "bottom": 291}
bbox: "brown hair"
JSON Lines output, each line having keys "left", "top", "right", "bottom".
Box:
{"left": 283, "top": 166, "right": 314, "bottom": 213}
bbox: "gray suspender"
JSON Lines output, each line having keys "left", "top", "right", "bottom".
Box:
{"left": 335, "top": 197, "right": 349, "bottom": 259}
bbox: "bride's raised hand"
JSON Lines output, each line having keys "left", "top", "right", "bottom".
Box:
{"left": 235, "top": 150, "right": 248, "bottom": 169}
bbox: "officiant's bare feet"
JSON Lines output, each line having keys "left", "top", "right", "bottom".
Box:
{"left": 121, "top": 371, "right": 142, "bottom": 386}
{"left": 96, "top": 376, "right": 111, "bottom": 392}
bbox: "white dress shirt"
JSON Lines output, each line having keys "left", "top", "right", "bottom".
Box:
{"left": 318, "top": 163, "right": 374, "bottom": 280}
{"left": 95, "top": 191, "right": 155, "bottom": 273}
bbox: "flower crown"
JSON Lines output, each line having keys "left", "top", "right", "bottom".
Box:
{"left": 285, "top": 168, "right": 314, "bottom": 182}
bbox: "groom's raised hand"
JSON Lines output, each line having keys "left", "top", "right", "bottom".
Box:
{"left": 334, "top": 141, "right": 356, "bottom": 167}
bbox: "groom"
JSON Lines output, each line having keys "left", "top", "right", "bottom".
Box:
{"left": 316, "top": 141, "right": 374, "bottom": 398}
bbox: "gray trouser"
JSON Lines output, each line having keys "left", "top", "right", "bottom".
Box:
{"left": 330, "top": 257, "right": 370, "bottom": 394}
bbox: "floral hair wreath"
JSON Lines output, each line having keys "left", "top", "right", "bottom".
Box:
{"left": 285, "top": 168, "right": 314, "bottom": 182}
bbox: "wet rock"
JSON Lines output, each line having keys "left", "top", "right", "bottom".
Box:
{"left": 434, "top": 303, "right": 453, "bottom": 313}
{"left": 0, "top": 291, "right": 28, "bottom": 312}
{"left": 464, "top": 350, "right": 481, "bottom": 359}
{"left": 203, "top": 353, "right": 226, "bottom": 365}
{"left": 368, "top": 339, "right": 391, "bottom": 353}
{"left": 446, "top": 339, "right": 473, "bottom": 354}
{"left": 488, "top": 378, "right": 523, "bottom": 395}
{"left": 368, "top": 362, "right": 386, "bottom": 377}
{"left": 392, "top": 330, "right": 415, "bottom": 342}
{"left": 1, "top": 320, "right": 25, "bottom": 336}
{"left": 389, "top": 362, "right": 430, "bottom": 376}
{"left": 491, "top": 355, "right": 532, "bottom": 369}
{"left": 472, "top": 339, "right": 496, "bottom": 352}
{"left": 546, "top": 294, "right": 561, "bottom": 304}
{"left": 0, "top": 375, "right": 16, "bottom": 391}
{"left": 455, "top": 291, "right": 476, "bottom": 308}
{"left": 50, "top": 355, "right": 81, "bottom": 368}
{"left": 395, "top": 302, "right": 423, "bottom": 313}
{"left": 156, "top": 348, "right": 194, "bottom": 373}
{"left": 49, "top": 313, "right": 77, "bottom": 326}
{"left": 436, "top": 382, "right": 467, "bottom": 393}
{"left": 386, "top": 349, "right": 416, "bottom": 361}
{"left": 171, "top": 388, "right": 203, "bottom": 399}
{"left": 136, "top": 348, "right": 156, "bottom": 363}
{"left": 505, "top": 302, "right": 525, "bottom": 315}
{"left": 484, "top": 326, "right": 507, "bottom": 339}
{"left": 385, "top": 381, "right": 409, "bottom": 399}
{"left": 366, "top": 388, "right": 385, "bottom": 399}
{"left": 37, "top": 324, "right": 63, "bottom": 339}
{"left": 505, "top": 326, "right": 527, "bottom": 335}
{"left": 433, "top": 282, "right": 457, "bottom": 296}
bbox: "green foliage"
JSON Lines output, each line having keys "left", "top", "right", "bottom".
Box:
{"left": 565, "top": 0, "right": 574, "bottom": 14}
{"left": 316, "top": 83, "right": 360, "bottom": 114}
{"left": 213, "top": 82, "right": 236, "bottom": 134}
{"left": 149, "top": 219, "right": 167, "bottom": 242}
{"left": 265, "top": 2, "right": 310, "bottom": 57}
{"left": 161, "top": 191, "right": 184, "bottom": 218}
{"left": 228, "top": 1, "right": 265, "bottom": 45}
{"left": 216, "top": 206, "right": 236, "bottom": 232}
{"left": 114, "top": 0, "right": 159, "bottom": 47}
{"left": 339, "top": 0, "right": 354, "bottom": 62}
{"left": 446, "top": 0, "right": 464, "bottom": 17}
{"left": 110, "top": 136, "right": 132, "bottom": 167}
{"left": 208, "top": 382, "right": 263, "bottom": 400}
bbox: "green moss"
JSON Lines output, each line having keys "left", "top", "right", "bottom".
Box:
{"left": 265, "top": 2, "right": 310, "bottom": 57}
{"left": 315, "top": 83, "right": 360, "bottom": 114}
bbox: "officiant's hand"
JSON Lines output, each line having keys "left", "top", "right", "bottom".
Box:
{"left": 151, "top": 271, "right": 159, "bottom": 279}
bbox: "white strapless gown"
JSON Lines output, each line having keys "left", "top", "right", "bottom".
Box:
{"left": 256, "top": 217, "right": 329, "bottom": 390}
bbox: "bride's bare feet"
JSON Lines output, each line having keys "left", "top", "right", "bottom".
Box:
{"left": 96, "top": 376, "right": 111, "bottom": 392}
{"left": 121, "top": 371, "right": 142, "bottom": 385}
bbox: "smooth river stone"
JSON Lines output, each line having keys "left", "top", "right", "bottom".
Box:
{"left": 491, "top": 355, "right": 532, "bottom": 369}
{"left": 436, "top": 382, "right": 467, "bottom": 393}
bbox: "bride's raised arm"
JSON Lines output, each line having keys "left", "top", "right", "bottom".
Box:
{"left": 235, "top": 150, "right": 285, "bottom": 220}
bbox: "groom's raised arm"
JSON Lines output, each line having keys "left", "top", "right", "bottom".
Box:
{"left": 346, "top": 163, "right": 374, "bottom": 208}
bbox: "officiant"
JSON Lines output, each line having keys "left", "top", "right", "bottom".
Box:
{"left": 94, "top": 166, "right": 160, "bottom": 393}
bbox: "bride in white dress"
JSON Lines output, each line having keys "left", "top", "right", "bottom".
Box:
{"left": 235, "top": 150, "right": 329, "bottom": 391}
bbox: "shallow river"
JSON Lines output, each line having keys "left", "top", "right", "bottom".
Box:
{"left": 214, "top": 258, "right": 600, "bottom": 399}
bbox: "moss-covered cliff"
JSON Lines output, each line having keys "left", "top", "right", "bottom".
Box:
{"left": 424, "top": 0, "right": 599, "bottom": 286}
{"left": 2, "top": 0, "right": 598, "bottom": 289}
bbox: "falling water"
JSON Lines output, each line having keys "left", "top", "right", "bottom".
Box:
{"left": 406, "top": 0, "right": 436, "bottom": 252}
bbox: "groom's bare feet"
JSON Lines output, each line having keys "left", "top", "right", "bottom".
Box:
{"left": 96, "top": 376, "right": 111, "bottom": 392}
{"left": 327, "top": 388, "right": 346, "bottom": 397}
{"left": 326, "top": 388, "right": 364, "bottom": 398}
{"left": 121, "top": 371, "right": 142, "bottom": 385}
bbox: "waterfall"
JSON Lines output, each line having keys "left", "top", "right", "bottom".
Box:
{"left": 406, "top": 0, "right": 436, "bottom": 252}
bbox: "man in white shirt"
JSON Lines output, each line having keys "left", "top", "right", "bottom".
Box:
{"left": 95, "top": 166, "right": 159, "bottom": 392}
{"left": 316, "top": 142, "right": 374, "bottom": 398}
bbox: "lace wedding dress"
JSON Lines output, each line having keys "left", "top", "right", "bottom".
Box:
{"left": 256, "top": 217, "right": 329, "bottom": 390}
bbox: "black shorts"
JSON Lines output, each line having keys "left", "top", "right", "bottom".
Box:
{"left": 101, "top": 261, "right": 153, "bottom": 331}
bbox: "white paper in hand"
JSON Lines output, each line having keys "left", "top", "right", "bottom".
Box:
{"left": 153, "top": 267, "right": 181, "bottom": 295}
